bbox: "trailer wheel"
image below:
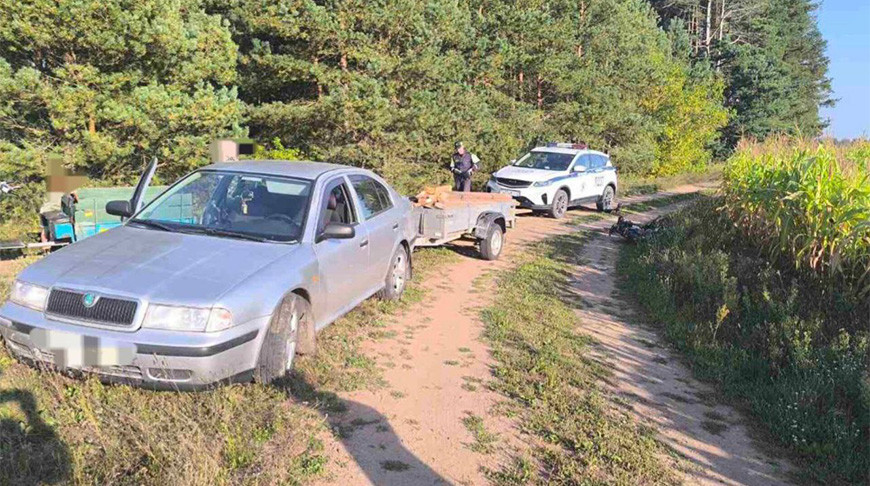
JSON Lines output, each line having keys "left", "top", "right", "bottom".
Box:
{"left": 479, "top": 223, "right": 505, "bottom": 260}
{"left": 255, "top": 293, "right": 313, "bottom": 384}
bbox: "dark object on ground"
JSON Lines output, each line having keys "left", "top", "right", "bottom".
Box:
{"left": 608, "top": 204, "right": 659, "bottom": 242}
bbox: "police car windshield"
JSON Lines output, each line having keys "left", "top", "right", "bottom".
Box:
{"left": 514, "top": 152, "right": 574, "bottom": 171}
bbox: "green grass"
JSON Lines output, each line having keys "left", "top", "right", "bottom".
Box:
{"left": 0, "top": 247, "right": 457, "bottom": 485}
{"left": 479, "top": 233, "right": 679, "bottom": 485}
{"left": 461, "top": 413, "right": 498, "bottom": 454}
{"left": 617, "top": 197, "right": 868, "bottom": 485}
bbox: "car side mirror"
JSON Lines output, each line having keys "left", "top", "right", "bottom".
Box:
{"left": 317, "top": 222, "right": 355, "bottom": 243}
{"left": 510, "top": 159, "right": 516, "bottom": 164}
{"left": 106, "top": 200, "right": 133, "bottom": 218}
{"left": 572, "top": 165, "right": 587, "bottom": 173}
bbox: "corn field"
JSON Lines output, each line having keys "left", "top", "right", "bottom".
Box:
{"left": 722, "top": 138, "right": 870, "bottom": 302}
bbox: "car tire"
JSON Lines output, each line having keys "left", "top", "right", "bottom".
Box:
{"left": 378, "top": 245, "right": 410, "bottom": 301}
{"left": 596, "top": 185, "right": 615, "bottom": 212}
{"left": 479, "top": 223, "right": 505, "bottom": 261}
{"left": 254, "top": 293, "right": 314, "bottom": 384}
{"left": 549, "top": 189, "right": 569, "bottom": 219}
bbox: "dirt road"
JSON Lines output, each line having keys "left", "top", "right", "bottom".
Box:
{"left": 314, "top": 184, "right": 793, "bottom": 485}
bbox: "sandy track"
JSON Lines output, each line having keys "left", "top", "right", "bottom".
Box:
{"left": 570, "top": 205, "right": 793, "bottom": 486}
{"left": 313, "top": 183, "right": 792, "bottom": 485}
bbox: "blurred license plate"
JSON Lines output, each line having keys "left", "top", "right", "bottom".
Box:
{"left": 500, "top": 189, "right": 520, "bottom": 196}
{"left": 29, "top": 329, "right": 135, "bottom": 368}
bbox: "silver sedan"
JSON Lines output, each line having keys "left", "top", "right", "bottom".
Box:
{"left": 0, "top": 160, "right": 417, "bottom": 388}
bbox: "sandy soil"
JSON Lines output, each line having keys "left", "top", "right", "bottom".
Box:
{"left": 313, "top": 184, "right": 794, "bottom": 485}
{"left": 570, "top": 205, "right": 793, "bottom": 486}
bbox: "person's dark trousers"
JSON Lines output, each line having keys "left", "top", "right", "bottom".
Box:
{"left": 453, "top": 172, "right": 472, "bottom": 192}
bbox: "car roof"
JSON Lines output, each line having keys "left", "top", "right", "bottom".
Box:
{"left": 530, "top": 147, "right": 609, "bottom": 157}
{"left": 202, "top": 160, "right": 352, "bottom": 179}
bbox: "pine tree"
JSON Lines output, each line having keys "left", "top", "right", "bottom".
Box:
{"left": 651, "top": 0, "right": 831, "bottom": 149}
{"left": 0, "top": 0, "right": 243, "bottom": 190}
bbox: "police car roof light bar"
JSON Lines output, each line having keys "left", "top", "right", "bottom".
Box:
{"left": 544, "top": 142, "right": 588, "bottom": 149}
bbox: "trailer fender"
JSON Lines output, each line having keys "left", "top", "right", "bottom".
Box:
{"left": 472, "top": 211, "right": 506, "bottom": 240}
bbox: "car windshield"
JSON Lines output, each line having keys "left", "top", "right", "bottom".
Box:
{"left": 131, "top": 170, "right": 311, "bottom": 243}
{"left": 513, "top": 151, "right": 575, "bottom": 171}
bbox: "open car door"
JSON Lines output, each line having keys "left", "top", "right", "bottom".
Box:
{"left": 105, "top": 157, "right": 158, "bottom": 220}
{"left": 130, "top": 157, "right": 158, "bottom": 215}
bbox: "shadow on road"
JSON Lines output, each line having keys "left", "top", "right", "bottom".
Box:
{"left": 283, "top": 370, "right": 450, "bottom": 485}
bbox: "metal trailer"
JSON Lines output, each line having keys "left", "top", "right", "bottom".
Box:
{"left": 411, "top": 199, "right": 516, "bottom": 260}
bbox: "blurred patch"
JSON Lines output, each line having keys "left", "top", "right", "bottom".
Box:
{"left": 29, "top": 328, "right": 135, "bottom": 368}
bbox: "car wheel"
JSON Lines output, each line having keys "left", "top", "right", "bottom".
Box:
{"left": 254, "top": 293, "right": 314, "bottom": 384}
{"left": 379, "top": 245, "right": 410, "bottom": 301}
{"left": 479, "top": 223, "right": 505, "bottom": 260}
{"left": 549, "top": 189, "right": 569, "bottom": 219}
{"left": 596, "top": 185, "right": 615, "bottom": 212}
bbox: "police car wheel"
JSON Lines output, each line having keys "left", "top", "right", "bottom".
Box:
{"left": 549, "top": 190, "right": 569, "bottom": 219}
{"left": 596, "top": 185, "right": 615, "bottom": 212}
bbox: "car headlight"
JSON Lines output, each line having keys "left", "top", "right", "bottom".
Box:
{"left": 10, "top": 280, "right": 49, "bottom": 311}
{"left": 143, "top": 304, "right": 233, "bottom": 332}
{"left": 533, "top": 179, "right": 555, "bottom": 187}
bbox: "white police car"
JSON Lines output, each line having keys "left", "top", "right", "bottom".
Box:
{"left": 486, "top": 143, "right": 617, "bottom": 218}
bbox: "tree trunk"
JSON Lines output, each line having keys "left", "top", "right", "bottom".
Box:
{"left": 536, "top": 75, "right": 543, "bottom": 109}
{"left": 88, "top": 114, "right": 96, "bottom": 135}
{"left": 314, "top": 57, "right": 323, "bottom": 99}
{"left": 518, "top": 69, "right": 524, "bottom": 101}
{"left": 705, "top": 0, "right": 713, "bottom": 53}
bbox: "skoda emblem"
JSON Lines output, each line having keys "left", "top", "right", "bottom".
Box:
{"left": 82, "top": 293, "right": 98, "bottom": 308}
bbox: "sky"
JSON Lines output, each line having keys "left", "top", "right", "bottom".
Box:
{"left": 817, "top": 0, "right": 870, "bottom": 139}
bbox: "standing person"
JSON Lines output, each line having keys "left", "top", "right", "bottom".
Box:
{"left": 450, "top": 141, "right": 475, "bottom": 192}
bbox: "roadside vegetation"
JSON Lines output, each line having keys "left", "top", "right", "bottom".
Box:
{"left": 618, "top": 139, "right": 869, "bottom": 484}
{"left": 480, "top": 230, "right": 680, "bottom": 485}
{"left": 0, "top": 247, "right": 455, "bottom": 485}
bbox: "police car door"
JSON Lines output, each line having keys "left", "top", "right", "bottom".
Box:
{"left": 570, "top": 154, "right": 595, "bottom": 201}
{"left": 587, "top": 154, "right": 609, "bottom": 198}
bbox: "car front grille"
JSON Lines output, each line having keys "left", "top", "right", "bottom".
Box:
{"left": 496, "top": 177, "right": 532, "bottom": 188}
{"left": 46, "top": 289, "right": 138, "bottom": 327}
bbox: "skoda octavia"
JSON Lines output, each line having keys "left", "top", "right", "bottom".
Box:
{"left": 0, "top": 160, "right": 416, "bottom": 388}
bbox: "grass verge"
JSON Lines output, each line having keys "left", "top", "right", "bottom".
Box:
{"left": 617, "top": 198, "right": 868, "bottom": 485}
{"left": 479, "top": 230, "right": 679, "bottom": 484}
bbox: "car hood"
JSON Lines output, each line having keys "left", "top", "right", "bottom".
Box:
{"left": 20, "top": 226, "right": 298, "bottom": 307}
{"left": 494, "top": 165, "right": 568, "bottom": 183}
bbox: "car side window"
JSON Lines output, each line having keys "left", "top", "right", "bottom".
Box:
{"left": 349, "top": 175, "right": 393, "bottom": 220}
{"left": 575, "top": 154, "right": 593, "bottom": 170}
{"left": 317, "top": 181, "right": 357, "bottom": 235}
{"left": 587, "top": 155, "right": 604, "bottom": 170}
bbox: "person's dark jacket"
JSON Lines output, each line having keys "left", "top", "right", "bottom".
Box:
{"left": 451, "top": 152, "right": 474, "bottom": 174}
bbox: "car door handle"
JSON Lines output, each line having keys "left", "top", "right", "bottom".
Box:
{"left": 359, "top": 240, "right": 369, "bottom": 248}
{"left": 392, "top": 223, "right": 399, "bottom": 231}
